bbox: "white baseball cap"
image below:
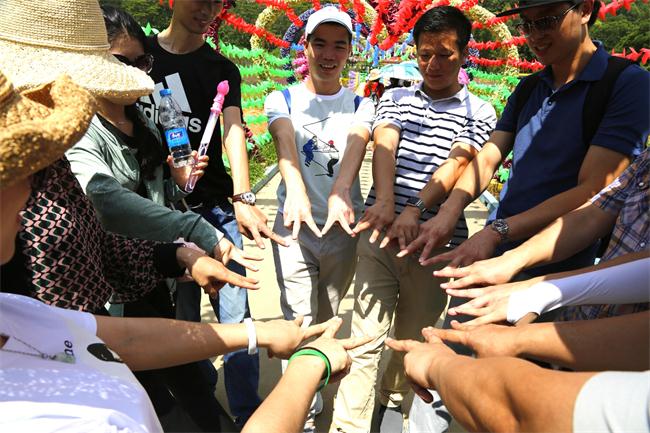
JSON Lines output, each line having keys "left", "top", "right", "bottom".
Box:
{"left": 305, "top": 7, "right": 353, "bottom": 38}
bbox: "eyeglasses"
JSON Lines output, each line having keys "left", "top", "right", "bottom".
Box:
{"left": 113, "top": 53, "right": 154, "bottom": 74}
{"left": 515, "top": 2, "right": 582, "bottom": 36}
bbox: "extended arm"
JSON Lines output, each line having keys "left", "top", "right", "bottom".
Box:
{"left": 96, "top": 315, "right": 336, "bottom": 371}
{"left": 386, "top": 333, "right": 594, "bottom": 432}
{"left": 351, "top": 123, "right": 399, "bottom": 242}
{"left": 269, "top": 116, "right": 321, "bottom": 238}
{"left": 223, "top": 106, "right": 285, "bottom": 248}
{"left": 429, "top": 310, "right": 650, "bottom": 371}
{"left": 387, "top": 142, "right": 479, "bottom": 254}
{"left": 322, "top": 125, "right": 370, "bottom": 235}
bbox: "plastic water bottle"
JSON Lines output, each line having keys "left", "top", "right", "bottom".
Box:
{"left": 159, "top": 88, "right": 194, "bottom": 168}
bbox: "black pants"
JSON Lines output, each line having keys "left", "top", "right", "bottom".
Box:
{"left": 123, "top": 284, "right": 239, "bottom": 432}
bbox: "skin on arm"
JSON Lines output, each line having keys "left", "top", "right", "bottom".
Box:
{"left": 96, "top": 315, "right": 340, "bottom": 371}
{"left": 427, "top": 145, "right": 630, "bottom": 268}
{"left": 428, "top": 310, "right": 650, "bottom": 371}
{"left": 382, "top": 142, "right": 479, "bottom": 252}
{"left": 402, "top": 131, "right": 512, "bottom": 263}
{"left": 223, "top": 106, "right": 286, "bottom": 248}
{"left": 269, "top": 116, "right": 322, "bottom": 239}
{"left": 351, "top": 123, "right": 399, "bottom": 243}
{"left": 442, "top": 250, "right": 650, "bottom": 326}
{"left": 242, "top": 317, "right": 372, "bottom": 433}
{"left": 321, "top": 125, "right": 371, "bottom": 236}
{"left": 386, "top": 331, "right": 595, "bottom": 433}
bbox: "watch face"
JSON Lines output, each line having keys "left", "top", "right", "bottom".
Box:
{"left": 242, "top": 192, "right": 256, "bottom": 204}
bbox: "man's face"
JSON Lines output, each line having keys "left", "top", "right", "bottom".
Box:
{"left": 416, "top": 30, "right": 466, "bottom": 99}
{"left": 172, "top": 0, "right": 223, "bottom": 35}
{"left": 519, "top": 1, "right": 587, "bottom": 65}
{"left": 304, "top": 23, "right": 352, "bottom": 85}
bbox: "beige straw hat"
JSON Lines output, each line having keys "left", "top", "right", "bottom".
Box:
{"left": 0, "top": 0, "right": 154, "bottom": 103}
{"left": 367, "top": 69, "right": 382, "bottom": 81}
{"left": 0, "top": 71, "right": 97, "bottom": 188}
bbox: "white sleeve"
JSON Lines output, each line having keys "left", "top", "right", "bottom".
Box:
{"left": 264, "top": 89, "right": 290, "bottom": 127}
{"left": 351, "top": 97, "right": 375, "bottom": 133}
{"left": 54, "top": 306, "right": 98, "bottom": 336}
{"left": 507, "top": 257, "right": 650, "bottom": 323}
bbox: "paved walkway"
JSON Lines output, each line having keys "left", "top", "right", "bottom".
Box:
{"left": 202, "top": 151, "right": 487, "bottom": 431}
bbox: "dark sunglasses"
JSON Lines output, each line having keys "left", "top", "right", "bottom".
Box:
{"left": 113, "top": 53, "right": 154, "bottom": 74}
{"left": 515, "top": 2, "right": 582, "bottom": 36}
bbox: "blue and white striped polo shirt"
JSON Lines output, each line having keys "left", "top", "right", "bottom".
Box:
{"left": 366, "top": 83, "right": 497, "bottom": 247}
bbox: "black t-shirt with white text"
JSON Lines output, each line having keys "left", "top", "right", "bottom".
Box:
{"left": 141, "top": 36, "right": 242, "bottom": 205}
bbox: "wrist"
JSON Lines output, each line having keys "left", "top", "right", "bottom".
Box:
{"left": 176, "top": 246, "right": 203, "bottom": 270}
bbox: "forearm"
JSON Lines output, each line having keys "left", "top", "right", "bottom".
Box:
{"left": 514, "top": 311, "right": 650, "bottom": 371}
{"left": 431, "top": 354, "right": 590, "bottom": 432}
{"left": 332, "top": 128, "right": 369, "bottom": 191}
{"left": 506, "top": 203, "right": 615, "bottom": 271}
{"left": 96, "top": 316, "right": 250, "bottom": 371}
{"left": 419, "top": 148, "right": 476, "bottom": 208}
{"left": 372, "top": 140, "right": 396, "bottom": 201}
{"left": 243, "top": 356, "right": 324, "bottom": 433}
{"left": 439, "top": 139, "right": 506, "bottom": 220}
{"left": 224, "top": 124, "right": 251, "bottom": 193}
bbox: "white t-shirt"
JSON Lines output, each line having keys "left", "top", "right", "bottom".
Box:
{"left": 0, "top": 293, "right": 161, "bottom": 433}
{"left": 265, "top": 84, "right": 375, "bottom": 225}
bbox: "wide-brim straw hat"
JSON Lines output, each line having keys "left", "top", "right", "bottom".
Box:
{"left": 0, "top": 0, "right": 154, "bottom": 103}
{"left": 367, "top": 69, "right": 381, "bottom": 81}
{"left": 0, "top": 71, "right": 97, "bottom": 188}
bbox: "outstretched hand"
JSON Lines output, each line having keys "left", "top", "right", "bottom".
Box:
{"left": 176, "top": 247, "right": 260, "bottom": 298}
{"left": 421, "top": 324, "right": 521, "bottom": 359}
{"left": 385, "top": 330, "right": 455, "bottom": 403}
{"left": 257, "top": 316, "right": 370, "bottom": 361}
{"left": 282, "top": 189, "right": 322, "bottom": 240}
{"left": 434, "top": 253, "right": 520, "bottom": 291}
{"left": 417, "top": 227, "right": 500, "bottom": 268}
{"left": 234, "top": 202, "right": 288, "bottom": 249}
{"left": 322, "top": 188, "right": 356, "bottom": 237}
{"left": 213, "top": 237, "right": 263, "bottom": 272}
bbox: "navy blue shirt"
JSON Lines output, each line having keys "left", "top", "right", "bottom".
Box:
{"left": 493, "top": 44, "right": 649, "bottom": 275}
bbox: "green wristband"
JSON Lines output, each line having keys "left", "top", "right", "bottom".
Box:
{"left": 289, "top": 347, "right": 331, "bottom": 391}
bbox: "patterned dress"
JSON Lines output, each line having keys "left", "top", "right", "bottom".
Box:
{"left": 2, "top": 158, "right": 181, "bottom": 313}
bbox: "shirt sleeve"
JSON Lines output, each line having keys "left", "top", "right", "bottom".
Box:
{"left": 224, "top": 62, "right": 242, "bottom": 110}
{"left": 373, "top": 89, "right": 402, "bottom": 131}
{"left": 590, "top": 154, "right": 639, "bottom": 216}
{"left": 453, "top": 99, "right": 497, "bottom": 150}
{"left": 264, "top": 89, "right": 290, "bottom": 126}
{"left": 506, "top": 257, "right": 650, "bottom": 323}
{"left": 590, "top": 65, "right": 649, "bottom": 158}
{"left": 351, "top": 97, "right": 375, "bottom": 133}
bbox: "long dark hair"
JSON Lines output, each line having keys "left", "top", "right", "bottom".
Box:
{"left": 101, "top": 5, "right": 165, "bottom": 180}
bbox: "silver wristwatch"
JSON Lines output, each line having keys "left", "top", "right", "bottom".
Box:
{"left": 231, "top": 191, "right": 256, "bottom": 205}
{"left": 490, "top": 218, "right": 509, "bottom": 242}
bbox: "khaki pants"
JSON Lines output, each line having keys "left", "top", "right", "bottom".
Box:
{"left": 331, "top": 231, "right": 449, "bottom": 433}
{"left": 272, "top": 212, "right": 359, "bottom": 324}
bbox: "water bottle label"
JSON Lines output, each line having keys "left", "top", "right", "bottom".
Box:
{"left": 164, "top": 127, "right": 190, "bottom": 149}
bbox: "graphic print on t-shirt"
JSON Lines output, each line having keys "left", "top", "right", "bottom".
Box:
{"left": 301, "top": 117, "right": 339, "bottom": 178}
{"left": 139, "top": 72, "right": 203, "bottom": 134}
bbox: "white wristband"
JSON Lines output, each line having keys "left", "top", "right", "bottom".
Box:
{"left": 244, "top": 318, "right": 258, "bottom": 355}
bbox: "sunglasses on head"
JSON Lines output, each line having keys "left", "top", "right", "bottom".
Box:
{"left": 515, "top": 1, "right": 582, "bottom": 36}
{"left": 113, "top": 53, "right": 154, "bottom": 74}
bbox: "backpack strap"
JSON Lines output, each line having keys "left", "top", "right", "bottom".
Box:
{"left": 512, "top": 71, "right": 542, "bottom": 129}
{"left": 281, "top": 88, "right": 292, "bottom": 115}
{"left": 354, "top": 95, "right": 362, "bottom": 112}
{"left": 581, "top": 56, "right": 635, "bottom": 147}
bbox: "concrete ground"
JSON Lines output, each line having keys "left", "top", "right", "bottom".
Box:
{"left": 201, "top": 151, "right": 487, "bottom": 432}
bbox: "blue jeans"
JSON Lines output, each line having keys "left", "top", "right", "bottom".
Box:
{"left": 175, "top": 202, "right": 261, "bottom": 423}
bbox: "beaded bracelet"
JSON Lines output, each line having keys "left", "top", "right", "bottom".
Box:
{"left": 289, "top": 346, "right": 331, "bottom": 391}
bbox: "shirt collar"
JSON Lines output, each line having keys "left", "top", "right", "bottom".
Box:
{"left": 539, "top": 42, "right": 609, "bottom": 87}
{"left": 415, "top": 82, "right": 469, "bottom": 103}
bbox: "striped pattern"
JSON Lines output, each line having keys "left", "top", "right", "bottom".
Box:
{"left": 366, "top": 84, "right": 496, "bottom": 247}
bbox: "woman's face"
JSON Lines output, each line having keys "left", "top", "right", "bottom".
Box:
{"left": 0, "top": 177, "right": 31, "bottom": 264}
{"left": 110, "top": 34, "right": 151, "bottom": 104}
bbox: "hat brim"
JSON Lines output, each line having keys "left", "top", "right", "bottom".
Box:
{"left": 496, "top": 0, "right": 574, "bottom": 16}
{"left": 308, "top": 18, "right": 353, "bottom": 36}
{"left": 0, "top": 75, "right": 96, "bottom": 187}
{"left": 0, "top": 39, "right": 154, "bottom": 103}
